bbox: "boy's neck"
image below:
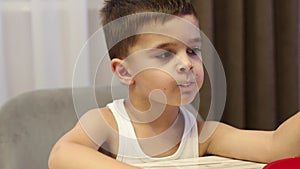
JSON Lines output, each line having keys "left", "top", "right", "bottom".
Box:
{"left": 124, "top": 98, "right": 180, "bottom": 129}
{"left": 123, "top": 98, "right": 185, "bottom": 157}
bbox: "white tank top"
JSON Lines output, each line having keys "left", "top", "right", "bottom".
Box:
{"left": 107, "top": 99, "right": 199, "bottom": 165}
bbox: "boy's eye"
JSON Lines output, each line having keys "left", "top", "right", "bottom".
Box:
{"left": 155, "top": 51, "right": 174, "bottom": 59}
{"left": 187, "top": 47, "right": 202, "bottom": 56}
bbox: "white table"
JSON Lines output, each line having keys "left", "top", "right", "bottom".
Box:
{"left": 135, "top": 156, "right": 267, "bottom": 169}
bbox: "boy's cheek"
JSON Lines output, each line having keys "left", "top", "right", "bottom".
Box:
{"left": 196, "top": 76, "right": 204, "bottom": 90}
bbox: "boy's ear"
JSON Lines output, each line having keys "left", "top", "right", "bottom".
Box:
{"left": 111, "top": 58, "right": 133, "bottom": 85}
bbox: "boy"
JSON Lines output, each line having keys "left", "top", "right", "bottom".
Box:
{"left": 48, "top": 0, "right": 300, "bottom": 169}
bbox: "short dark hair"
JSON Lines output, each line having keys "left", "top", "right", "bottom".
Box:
{"left": 100, "top": 0, "right": 198, "bottom": 60}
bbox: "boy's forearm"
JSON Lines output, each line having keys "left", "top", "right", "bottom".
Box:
{"left": 48, "top": 142, "right": 141, "bottom": 169}
{"left": 271, "top": 111, "right": 300, "bottom": 160}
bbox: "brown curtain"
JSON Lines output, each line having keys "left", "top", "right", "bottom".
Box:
{"left": 192, "top": 0, "right": 299, "bottom": 130}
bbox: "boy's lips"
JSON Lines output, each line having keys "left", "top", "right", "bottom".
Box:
{"left": 177, "top": 81, "right": 196, "bottom": 88}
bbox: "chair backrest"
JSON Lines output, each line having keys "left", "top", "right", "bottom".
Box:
{"left": 0, "top": 86, "right": 201, "bottom": 169}
{"left": 0, "top": 87, "right": 113, "bottom": 169}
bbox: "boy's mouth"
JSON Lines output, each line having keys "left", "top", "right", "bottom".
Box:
{"left": 177, "top": 82, "right": 195, "bottom": 88}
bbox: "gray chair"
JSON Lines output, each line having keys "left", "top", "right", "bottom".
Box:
{"left": 0, "top": 87, "right": 113, "bottom": 169}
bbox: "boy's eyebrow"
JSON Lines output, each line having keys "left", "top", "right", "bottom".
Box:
{"left": 188, "top": 37, "right": 202, "bottom": 44}
{"left": 153, "top": 37, "right": 202, "bottom": 49}
{"left": 144, "top": 38, "right": 203, "bottom": 54}
{"left": 155, "top": 42, "right": 178, "bottom": 49}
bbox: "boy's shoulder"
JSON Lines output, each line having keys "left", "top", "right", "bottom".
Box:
{"left": 97, "top": 106, "right": 118, "bottom": 131}
{"left": 80, "top": 106, "right": 118, "bottom": 134}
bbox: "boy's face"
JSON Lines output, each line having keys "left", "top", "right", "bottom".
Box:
{"left": 115, "top": 15, "right": 203, "bottom": 106}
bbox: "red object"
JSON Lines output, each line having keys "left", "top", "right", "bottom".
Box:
{"left": 263, "top": 157, "right": 300, "bottom": 169}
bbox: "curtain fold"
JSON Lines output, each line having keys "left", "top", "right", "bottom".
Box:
{"left": 214, "top": 0, "right": 245, "bottom": 128}
{"left": 274, "top": 0, "right": 299, "bottom": 125}
{"left": 244, "top": 0, "right": 277, "bottom": 130}
{"left": 192, "top": 0, "right": 299, "bottom": 129}
{"left": 31, "top": 0, "right": 65, "bottom": 88}
{"left": 0, "top": 12, "right": 7, "bottom": 106}
{"left": 0, "top": 0, "right": 92, "bottom": 106}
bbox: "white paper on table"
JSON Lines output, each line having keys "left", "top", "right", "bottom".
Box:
{"left": 134, "top": 156, "right": 266, "bottom": 169}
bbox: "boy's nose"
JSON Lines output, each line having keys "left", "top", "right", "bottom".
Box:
{"left": 176, "top": 55, "right": 193, "bottom": 73}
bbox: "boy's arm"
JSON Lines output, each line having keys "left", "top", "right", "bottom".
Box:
{"left": 271, "top": 111, "right": 300, "bottom": 160}
{"left": 48, "top": 108, "right": 141, "bottom": 169}
{"left": 204, "top": 111, "right": 300, "bottom": 163}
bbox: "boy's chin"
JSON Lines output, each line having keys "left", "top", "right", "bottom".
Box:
{"left": 166, "top": 97, "right": 196, "bottom": 106}
{"left": 150, "top": 98, "right": 193, "bottom": 107}
{"left": 148, "top": 92, "right": 198, "bottom": 106}
{"left": 179, "top": 98, "right": 196, "bottom": 106}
